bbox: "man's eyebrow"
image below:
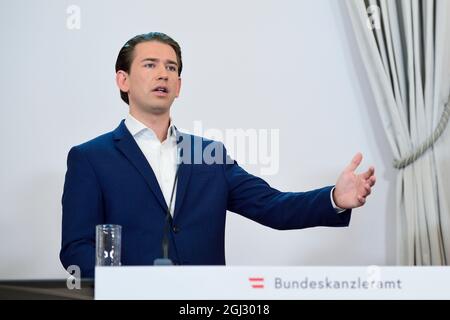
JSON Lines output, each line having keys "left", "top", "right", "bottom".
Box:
{"left": 140, "top": 58, "right": 178, "bottom": 66}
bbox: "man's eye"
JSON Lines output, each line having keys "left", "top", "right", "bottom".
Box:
{"left": 144, "top": 63, "right": 155, "bottom": 68}
{"left": 167, "top": 65, "right": 177, "bottom": 72}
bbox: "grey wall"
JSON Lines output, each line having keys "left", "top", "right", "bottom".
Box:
{"left": 0, "top": 0, "right": 396, "bottom": 279}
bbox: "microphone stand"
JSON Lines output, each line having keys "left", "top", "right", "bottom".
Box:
{"left": 154, "top": 167, "right": 179, "bottom": 266}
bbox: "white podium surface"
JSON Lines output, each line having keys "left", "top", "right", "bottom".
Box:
{"left": 95, "top": 266, "right": 450, "bottom": 300}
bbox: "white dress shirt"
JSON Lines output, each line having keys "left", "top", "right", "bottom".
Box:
{"left": 125, "top": 113, "right": 345, "bottom": 215}
{"left": 125, "top": 114, "right": 178, "bottom": 216}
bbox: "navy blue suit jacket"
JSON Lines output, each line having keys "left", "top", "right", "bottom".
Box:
{"left": 60, "top": 120, "right": 351, "bottom": 278}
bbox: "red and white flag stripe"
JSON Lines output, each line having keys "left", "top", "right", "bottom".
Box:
{"left": 248, "top": 277, "right": 264, "bottom": 289}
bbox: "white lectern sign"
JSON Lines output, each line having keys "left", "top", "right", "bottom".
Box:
{"left": 95, "top": 266, "right": 450, "bottom": 300}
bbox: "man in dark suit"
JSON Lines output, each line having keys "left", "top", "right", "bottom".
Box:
{"left": 60, "top": 32, "right": 376, "bottom": 278}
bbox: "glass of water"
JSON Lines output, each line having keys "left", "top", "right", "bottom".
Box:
{"left": 96, "top": 224, "right": 122, "bottom": 266}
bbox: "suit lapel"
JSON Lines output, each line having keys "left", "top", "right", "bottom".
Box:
{"left": 173, "top": 162, "right": 192, "bottom": 220}
{"left": 172, "top": 131, "right": 193, "bottom": 220}
{"left": 113, "top": 120, "right": 168, "bottom": 213}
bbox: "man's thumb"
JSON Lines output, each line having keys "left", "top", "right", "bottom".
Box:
{"left": 346, "top": 152, "right": 362, "bottom": 172}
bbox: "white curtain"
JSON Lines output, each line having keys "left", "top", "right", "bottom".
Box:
{"left": 345, "top": 0, "right": 450, "bottom": 265}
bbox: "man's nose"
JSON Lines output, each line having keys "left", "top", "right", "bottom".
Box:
{"left": 156, "top": 66, "right": 168, "bottom": 80}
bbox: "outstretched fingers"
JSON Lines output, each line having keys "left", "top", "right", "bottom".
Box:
{"left": 361, "top": 166, "right": 375, "bottom": 179}
{"left": 357, "top": 195, "right": 366, "bottom": 205}
{"left": 368, "top": 175, "right": 376, "bottom": 187}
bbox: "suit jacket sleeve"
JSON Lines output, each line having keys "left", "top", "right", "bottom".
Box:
{"left": 60, "top": 146, "right": 103, "bottom": 278}
{"left": 221, "top": 144, "right": 351, "bottom": 230}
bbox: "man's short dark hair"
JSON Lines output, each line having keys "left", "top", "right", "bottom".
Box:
{"left": 115, "top": 32, "right": 183, "bottom": 105}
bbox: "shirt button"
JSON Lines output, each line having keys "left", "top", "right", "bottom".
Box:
{"left": 172, "top": 226, "right": 180, "bottom": 233}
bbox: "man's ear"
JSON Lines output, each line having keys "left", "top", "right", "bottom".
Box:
{"left": 175, "top": 77, "right": 181, "bottom": 98}
{"left": 116, "top": 70, "right": 129, "bottom": 93}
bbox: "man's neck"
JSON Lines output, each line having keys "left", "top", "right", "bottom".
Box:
{"left": 129, "top": 108, "right": 170, "bottom": 142}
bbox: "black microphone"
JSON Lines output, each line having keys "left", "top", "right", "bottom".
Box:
{"left": 154, "top": 167, "right": 179, "bottom": 266}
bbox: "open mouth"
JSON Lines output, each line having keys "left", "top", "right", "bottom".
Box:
{"left": 152, "top": 86, "right": 169, "bottom": 96}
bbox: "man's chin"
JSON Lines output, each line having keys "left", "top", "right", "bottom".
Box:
{"left": 144, "top": 104, "right": 171, "bottom": 115}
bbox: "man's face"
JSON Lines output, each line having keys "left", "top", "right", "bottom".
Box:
{"left": 118, "top": 41, "right": 181, "bottom": 114}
